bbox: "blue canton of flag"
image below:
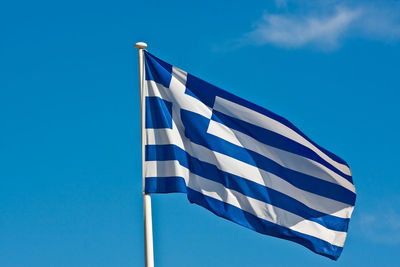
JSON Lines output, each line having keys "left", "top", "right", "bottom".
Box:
{"left": 143, "top": 51, "right": 356, "bottom": 260}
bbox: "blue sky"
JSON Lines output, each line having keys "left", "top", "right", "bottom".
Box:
{"left": 1, "top": 0, "right": 400, "bottom": 266}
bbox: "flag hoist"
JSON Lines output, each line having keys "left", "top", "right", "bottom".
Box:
{"left": 135, "top": 42, "right": 154, "bottom": 267}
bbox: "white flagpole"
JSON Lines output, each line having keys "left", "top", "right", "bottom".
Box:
{"left": 135, "top": 41, "right": 154, "bottom": 267}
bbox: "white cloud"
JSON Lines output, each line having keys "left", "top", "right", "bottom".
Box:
{"left": 244, "top": 7, "right": 360, "bottom": 49}
{"left": 239, "top": 1, "right": 400, "bottom": 50}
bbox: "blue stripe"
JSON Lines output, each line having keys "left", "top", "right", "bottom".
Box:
{"left": 187, "top": 188, "right": 343, "bottom": 260}
{"left": 145, "top": 176, "right": 187, "bottom": 193}
{"left": 180, "top": 110, "right": 356, "bottom": 205}
{"left": 145, "top": 144, "right": 350, "bottom": 232}
{"left": 212, "top": 110, "right": 353, "bottom": 183}
{"left": 145, "top": 97, "right": 173, "bottom": 129}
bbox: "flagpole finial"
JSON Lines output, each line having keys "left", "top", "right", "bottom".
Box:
{"left": 135, "top": 42, "right": 147, "bottom": 49}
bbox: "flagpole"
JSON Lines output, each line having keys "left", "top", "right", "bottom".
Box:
{"left": 135, "top": 41, "right": 154, "bottom": 267}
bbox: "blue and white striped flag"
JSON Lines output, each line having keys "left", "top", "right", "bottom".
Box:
{"left": 143, "top": 51, "right": 356, "bottom": 260}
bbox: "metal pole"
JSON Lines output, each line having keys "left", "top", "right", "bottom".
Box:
{"left": 134, "top": 41, "right": 154, "bottom": 267}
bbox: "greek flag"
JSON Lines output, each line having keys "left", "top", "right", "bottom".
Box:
{"left": 143, "top": 51, "right": 356, "bottom": 260}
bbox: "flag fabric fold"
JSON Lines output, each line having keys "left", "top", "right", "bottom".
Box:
{"left": 142, "top": 51, "right": 356, "bottom": 260}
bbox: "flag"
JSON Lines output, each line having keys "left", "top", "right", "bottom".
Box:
{"left": 142, "top": 51, "right": 356, "bottom": 260}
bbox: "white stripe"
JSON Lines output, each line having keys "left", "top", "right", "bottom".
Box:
{"left": 207, "top": 120, "right": 356, "bottom": 193}
{"left": 146, "top": 128, "right": 353, "bottom": 219}
{"left": 145, "top": 161, "right": 347, "bottom": 247}
{"left": 213, "top": 96, "right": 352, "bottom": 176}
